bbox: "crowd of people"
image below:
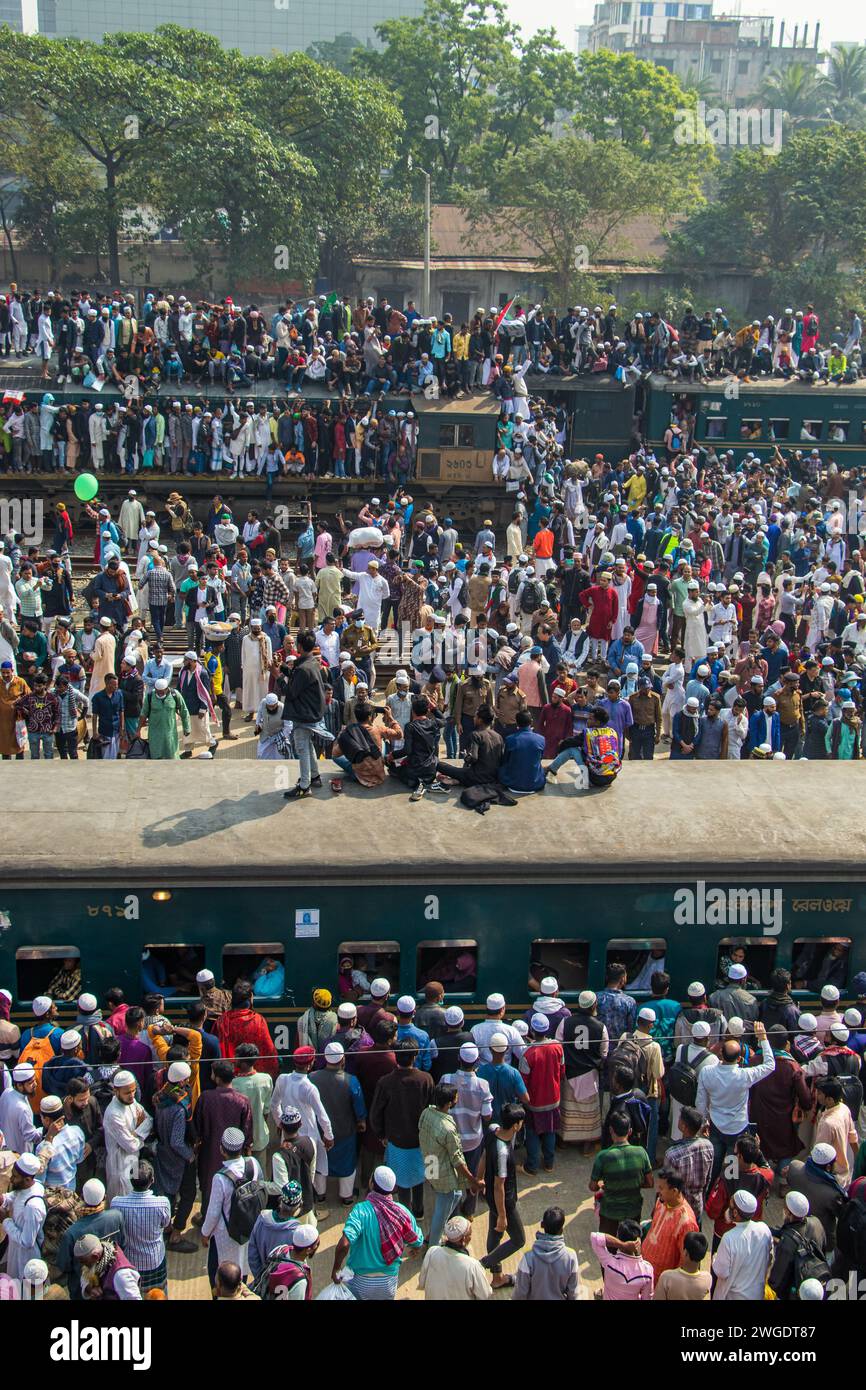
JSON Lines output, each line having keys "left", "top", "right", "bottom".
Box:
{"left": 2, "top": 962, "right": 866, "bottom": 1302}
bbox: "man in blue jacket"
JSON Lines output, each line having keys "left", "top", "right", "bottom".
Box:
{"left": 499, "top": 710, "right": 546, "bottom": 793}
{"left": 748, "top": 695, "right": 782, "bottom": 753}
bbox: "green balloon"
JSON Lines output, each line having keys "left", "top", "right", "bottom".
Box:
{"left": 73, "top": 472, "right": 99, "bottom": 502}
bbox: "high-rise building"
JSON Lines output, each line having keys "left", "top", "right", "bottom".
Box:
{"left": 31, "top": 0, "right": 426, "bottom": 59}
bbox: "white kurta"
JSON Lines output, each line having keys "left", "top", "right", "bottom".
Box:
{"left": 2, "top": 1182, "right": 46, "bottom": 1281}
{"left": 119, "top": 499, "right": 145, "bottom": 545}
{"left": 661, "top": 662, "right": 686, "bottom": 719}
{"left": 88, "top": 631, "right": 116, "bottom": 696}
{"left": 201, "top": 1158, "right": 263, "bottom": 1276}
{"left": 683, "top": 597, "right": 708, "bottom": 665}
{"left": 242, "top": 633, "right": 273, "bottom": 713}
{"left": 609, "top": 577, "right": 632, "bottom": 642}
{"left": 0, "top": 555, "right": 17, "bottom": 613}
{"left": 103, "top": 1097, "right": 153, "bottom": 1202}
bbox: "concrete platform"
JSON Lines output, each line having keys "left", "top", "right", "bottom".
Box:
{"left": 2, "top": 760, "right": 864, "bottom": 887}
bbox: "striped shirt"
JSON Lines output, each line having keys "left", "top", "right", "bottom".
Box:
{"left": 109, "top": 1192, "right": 171, "bottom": 1272}
{"left": 439, "top": 1069, "right": 493, "bottom": 1153}
{"left": 57, "top": 686, "right": 89, "bottom": 733}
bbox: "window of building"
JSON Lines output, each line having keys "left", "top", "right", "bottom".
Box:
{"left": 737, "top": 59, "right": 750, "bottom": 75}
{"left": 416, "top": 941, "right": 478, "bottom": 995}
{"left": 705, "top": 416, "right": 727, "bottom": 439}
{"left": 801, "top": 420, "right": 823, "bottom": 442}
{"left": 740, "top": 418, "right": 763, "bottom": 441}
{"left": 710, "top": 58, "right": 723, "bottom": 73}
{"left": 665, "top": 1, "right": 679, "bottom": 12}
{"left": 715, "top": 938, "right": 778, "bottom": 992}
{"left": 655, "top": 58, "right": 674, "bottom": 71}
{"left": 223, "top": 943, "right": 287, "bottom": 1000}
{"left": 768, "top": 418, "right": 790, "bottom": 441}
{"left": 606, "top": 939, "right": 668, "bottom": 994}
{"left": 141, "top": 944, "right": 205, "bottom": 998}
{"left": 828, "top": 421, "right": 849, "bottom": 443}
{"left": 338, "top": 942, "right": 401, "bottom": 1001}
{"left": 640, "top": 2, "right": 654, "bottom": 15}
{"left": 529, "top": 941, "right": 589, "bottom": 995}
{"left": 16, "top": 947, "right": 81, "bottom": 1005}
{"left": 791, "top": 938, "right": 851, "bottom": 994}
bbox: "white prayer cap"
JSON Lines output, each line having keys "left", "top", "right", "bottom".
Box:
{"left": 444, "top": 1006, "right": 464, "bottom": 1026}
{"left": 337, "top": 1002, "right": 357, "bottom": 1020}
{"left": 12, "top": 1063, "right": 35, "bottom": 1082}
{"left": 799, "top": 1279, "right": 826, "bottom": 1301}
{"left": 830, "top": 1023, "right": 850, "bottom": 1043}
{"left": 15, "top": 1153, "right": 42, "bottom": 1176}
{"left": 691, "top": 1021, "right": 711, "bottom": 1039}
{"left": 222, "top": 1127, "right": 246, "bottom": 1153}
{"left": 82, "top": 1178, "right": 106, "bottom": 1207}
{"left": 324, "top": 1042, "right": 345, "bottom": 1063}
{"left": 811, "top": 1142, "right": 836, "bottom": 1166}
{"left": 531, "top": 1013, "right": 550, "bottom": 1033}
{"left": 78, "top": 993, "right": 98, "bottom": 1014}
{"left": 444, "top": 1215, "right": 470, "bottom": 1241}
{"left": 264, "top": 693, "right": 279, "bottom": 707}
{"left": 370, "top": 978, "right": 390, "bottom": 999}
{"left": 291, "top": 1224, "right": 318, "bottom": 1250}
{"left": 196, "top": 969, "right": 215, "bottom": 984}
{"left": 183, "top": 649, "right": 198, "bottom": 660}
{"left": 687, "top": 982, "right": 705, "bottom": 998}
{"left": 32, "top": 995, "right": 52, "bottom": 1016}
{"left": 396, "top": 995, "right": 416, "bottom": 1015}
{"left": 785, "top": 1191, "right": 810, "bottom": 1219}
{"left": 373, "top": 1165, "right": 397, "bottom": 1192}
{"left": 732, "top": 1189, "right": 757, "bottom": 1215}
{"left": 821, "top": 985, "right": 840, "bottom": 1002}
{"left": 798, "top": 1014, "right": 817, "bottom": 1033}
{"left": 23, "top": 1260, "right": 48, "bottom": 1284}
{"left": 40, "top": 1095, "right": 63, "bottom": 1114}
{"left": 513, "top": 1020, "right": 529, "bottom": 1037}
{"left": 727, "top": 1017, "right": 745, "bottom": 1037}
{"left": 578, "top": 991, "right": 597, "bottom": 1010}
{"left": 154, "top": 678, "right": 169, "bottom": 692}
{"left": 60, "top": 1030, "right": 81, "bottom": 1051}
{"left": 73, "top": 1233, "right": 103, "bottom": 1259}
{"left": 112, "top": 1070, "right": 136, "bottom": 1088}
{"left": 486, "top": 992, "right": 506, "bottom": 1011}
{"left": 459, "top": 1042, "right": 480, "bottom": 1064}
{"left": 0, "top": 989, "right": 10, "bottom": 1003}
{"left": 844, "top": 1009, "right": 862, "bottom": 1028}
{"left": 728, "top": 963, "right": 747, "bottom": 981}
{"left": 637, "top": 1007, "right": 656, "bottom": 1024}
{"left": 489, "top": 1032, "right": 509, "bottom": 1051}
{"left": 167, "top": 1062, "right": 191, "bottom": 1083}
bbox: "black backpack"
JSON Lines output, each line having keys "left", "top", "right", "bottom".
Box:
{"left": 787, "top": 1227, "right": 832, "bottom": 1293}
{"left": 609, "top": 1036, "right": 651, "bottom": 1093}
{"left": 225, "top": 1160, "right": 281, "bottom": 1244}
{"left": 837, "top": 1195, "right": 866, "bottom": 1274}
{"left": 250, "top": 1245, "right": 313, "bottom": 1301}
{"left": 507, "top": 569, "right": 522, "bottom": 596}
{"left": 520, "top": 580, "right": 543, "bottom": 614}
{"left": 665, "top": 1046, "right": 711, "bottom": 1106}
{"left": 825, "top": 1052, "right": 864, "bottom": 1121}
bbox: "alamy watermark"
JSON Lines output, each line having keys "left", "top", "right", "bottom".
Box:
{"left": 673, "top": 880, "right": 783, "bottom": 935}
{"left": 674, "top": 102, "right": 783, "bottom": 153}
{"left": 0, "top": 497, "right": 43, "bottom": 544}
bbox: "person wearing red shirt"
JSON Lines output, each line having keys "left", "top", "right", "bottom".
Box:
{"left": 578, "top": 572, "right": 619, "bottom": 664}
{"left": 519, "top": 1015, "right": 565, "bottom": 1175}
{"left": 214, "top": 981, "right": 279, "bottom": 1079}
{"left": 642, "top": 1169, "right": 700, "bottom": 1282}
{"left": 536, "top": 687, "right": 574, "bottom": 759}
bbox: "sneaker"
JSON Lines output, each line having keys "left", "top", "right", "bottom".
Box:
{"left": 284, "top": 784, "right": 311, "bottom": 800}
{"left": 208, "top": 742, "right": 218, "bottom": 754}
{"left": 429, "top": 779, "right": 449, "bottom": 793}
{"left": 310, "top": 775, "right": 323, "bottom": 788}
{"left": 180, "top": 750, "right": 193, "bottom": 759}
{"left": 409, "top": 785, "right": 426, "bottom": 802}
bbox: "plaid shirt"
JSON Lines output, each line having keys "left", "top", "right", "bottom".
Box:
{"left": 57, "top": 686, "right": 89, "bottom": 732}
{"left": 664, "top": 1135, "right": 714, "bottom": 1223}
{"left": 259, "top": 573, "right": 291, "bottom": 609}
{"left": 144, "top": 566, "right": 176, "bottom": 606}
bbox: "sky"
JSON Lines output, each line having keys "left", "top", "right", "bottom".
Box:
{"left": 509, "top": 0, "right": 866, "bottom": 52}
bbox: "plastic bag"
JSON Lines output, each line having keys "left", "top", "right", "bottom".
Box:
{"left": 315, "top": 1270, "right": 356, "bottom": 1301}
{"left": 14, "top": 718, "right": 27, "bottom": 752}
{"left": 347, "top": 526, "right": 383, "bottom": 549}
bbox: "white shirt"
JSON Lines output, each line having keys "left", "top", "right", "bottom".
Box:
{"left": 0, "top": 1087, "right": 41, "bottom": 1153}
{"left": 695, "top": 1039, "right": 775, "bottom": 1135}
{"left": 269, "top": 1072, "right": 334, "bottom": 1144}
{"left": 712, "top": 1220, "right": 773, "bottom": 1300}
{"left": 470, "top": 1018, "right": 525, "bottom": 1066}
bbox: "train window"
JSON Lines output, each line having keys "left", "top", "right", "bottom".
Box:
{"left": 714, "top": 937, "right": 777, "bottom": 992}
{"left": 338, "top": 941, "right": 400, "bottom": 1000}
{"left": 438, "top": 425, "right": 458, "bottom": 447}
{"left": 705, "top": 417, "right": 727, "bottom": 440}
{"left": 16, "top": 947, "right": 81, "bottom": 1005}
{"left": 800, "top": 420, "right": 823, "bottom": 442}
{"left": 740, "top": 419, "right": 762, "bottom": 441}
{"left": 828, "top": 421, "right": 849, "bottom": 443}
{"left": 142, "top": 944, "right": 205, "bottom": 998}
{"left": 416, "top": 941, "right": 477, "bottom": 996}
{"left": 768, "top": 418, "right": 790, "bottom": 441}
{"left": 529, "top": 941, "right": 589, "bottom": 995}
{"left": 607, "top": 939, "right": 667, "bottom": 994}
{"left": 223, "top": 943, "right": 286, "bottom": 1000}
{"left": 457, "top": 425, "right": 476, "bottom": 448}
{"left": 791, "top": 937, "right": 851, "bottom": 993}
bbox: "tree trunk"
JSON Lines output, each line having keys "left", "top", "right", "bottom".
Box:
{"left": 105, "top": 159, "right": 121, "bottom": 284}
{"left": 0, "top": 199, "right": 19, "bottom": 284}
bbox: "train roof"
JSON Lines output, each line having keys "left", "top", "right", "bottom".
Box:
{"left": 4, "top": 762, "right": 863, "bottom": 888}
{"left": 648, "top": 373, "right": 866, "bottom": 397}
{"left": 413, "top": 395, "right": 501, "bottom": 418}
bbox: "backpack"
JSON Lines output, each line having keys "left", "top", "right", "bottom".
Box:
{"left": 665, "top": 1046, "right": 711, "bottom": 1106}
{"left": 19, "top": 1030, "right": 59, "bottom": 1109}
{"left": 520, "top": 580, "right": 543, "bottom": 614}
{"left": 787, "top": 1227, "right": 832, "bottom": 1293}
{"left": 610, "top": 1036, "right": 650, "bottom": 1093}
{"left": 825, "top": 1052, "right": 863, "bottom": 1120}
{"left": 508, "top": 568, "right": 522, "bottom": 596}
{"left": 836, "top": 1194, "right": 866, "bottom": 1274}
{"left": 251, "top": 1247, "right": 313, "bottom": 1301}
{"left": 225, "top": 1160, "right": 280, "bottom": 1244}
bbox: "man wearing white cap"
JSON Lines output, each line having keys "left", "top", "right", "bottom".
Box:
{"left": 471, "top": 994, "right": 525, "bottom": 1066}
{"left": 673, "top": 982, "right": 724, "bottom": 1050}
{"left": 785, "top": 1143, "right": 848, "bottom": 1245}
{"left": 36, "top": 1094, "right": 88, "bottom": 1188}
{"left": 439, "top": 1042, "right": 492, "bottom": 1211}
{"left": 768, "top": 1191, "right": 828, "bottom": 1300}
{"left": 709, "top": 962, "right": 759, "bottom": 1026}
{"left": 712, "top": 1186, "right": 773, "bottom": 1301}
{"left": 103, "top": 1069, "right": 153, "bottom": 1202}
{"left": 309, "top": 1041, "right": 367, "bottom": 1205}
{"left": 195, "top": 967, "right": 232, "bottom": 1027}
{"left": 1, "top": 1153, "right": 46, "bottom": 1281}
{"left": 616, "top": 1007, "right": 665, "bottom": 1163}
{"left": 42, "top": 1029, "right": 90, "bottom": 1098}
{"left": 815, "top": 982, "right": 844, "bottom": 1043}
{"left": 0, "top": 1062, "right": 46, "bottom": 1153}
{"left": 330, "top": 1164, "right": 423, "bottom": 1300}
{"left": 418, "top": 1212, "right": 490, "bottom": 1301}
{"left": 201, "top": 1126, "right": 264, "bottom": 1278}
{"left": 519, "top": 1014, "right": 565, "bottom": 1175}
{"left": 55, "top": 1178, "right": 126, "bottom": 1294}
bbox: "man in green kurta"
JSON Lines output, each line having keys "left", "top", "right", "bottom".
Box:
{"left": 140, "top": 678, "right": 191, "bottom": 759}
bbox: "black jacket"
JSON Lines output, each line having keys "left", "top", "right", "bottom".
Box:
{"left": 281, "top": 653, "right": 326, "bottom": 725}
{"left": 400, "top": 714, "right": 443, "bottom": 778}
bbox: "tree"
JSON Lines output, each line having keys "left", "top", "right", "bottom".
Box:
{"left": 821, "top": 45, "right": 866, "bottom": 127}
{"left": 306, "top": 33, "right": 366, "bottom": 75}
{"left": 758, "top": 62, "right": 828, "bottom": 128}
{"left": 363, "top": 0, "right": 580, "bottom": 199}
{"left": 464, "top": 134, "right": 665, "bottom": 306}
{"left": 665, "top": 125, "right": 866, "bottom": 322}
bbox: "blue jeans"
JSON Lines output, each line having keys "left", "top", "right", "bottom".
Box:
{"left": 524, "top": 1128, "right": 556, "bottom": 1171}
{"left": 29, "top": 732, "right": 54, "bottom": 759}
{"left": 293, "top": 724, "right": 316, "bottom": 789}
{"left": 428, "top": 1189, "right": 461, "bottom": 1248}
{"left": 549, "top": 746, "right": 584, "bottom": 773}
{"left": 444, "top": 718, "right": 458, "bottom": 758}
{"left": 332, "top": 754, "right": 357, "bottom": 782}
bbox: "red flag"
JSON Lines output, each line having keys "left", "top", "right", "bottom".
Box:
{"left": 493, "top": 298, "right": 515, "bottom": 333}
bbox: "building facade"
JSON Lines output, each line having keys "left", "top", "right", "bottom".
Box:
{"left": 26, "top": 0, "right": 426, "bottom": 58}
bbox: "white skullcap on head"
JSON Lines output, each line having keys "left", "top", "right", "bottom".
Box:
{"left": 396, "top": 995, "right": 416, "bottom": 1014}
{"left": 444, "top": 1215, "right": 470, "bottom": 1241}
{"left": 60, "top": 1030, "right": 82, "bottom": 1050}
{"left": 459, "top": 1043, "right": 479, "bottom": 1063}
{"left": 844, "top": 1009, "right": 862, "bottom": 1028}
{"left": 821, "top": 985, "right": 840, "bottom": 1002}
{"left": 785, "top": 1191, "right": 810, "bottom": 1219}
{"left": 799, "top": 1279, "right": 826, "bottom": 1301}
{"left": 830, "top": 1023, "right": 849, "bottom": 1043}
{"left": 798, "top": 1013, "right": 817, "bottom": 1033}
{"left": 32, "top": 995, "right": 52, "bottom": 1017}
{"left": 12, "top": 1063, "right": 35, "bottom": 1082}
{"left": 728, "top": 963, "right": 747, "bottom": 981}
{"left": 370, "top": 978, "right": 390, "bottom": 998}
{"left": 15, "top": 1153, "right": 42, "bottom": 1176}
{"left": 539, "top": 976, "right": 558, "bottom": 995}
{"left": 578, "top": 990, "right": 597, "bottom": 1010}
{"left": 196, "top": 969, "right": 214, "bottom": 984}
{"left": 531, "top": 1013, "right": 550, "bottom": 1033}
{"left": 78, "top": 993, "right": 98, "bottom": 1014}
{"left": 726, "top": 1017, "right": 745, "bottom": 1036}
{"left": 373, "top": 1165, "right": 396, "bottom": 1192}
{"left": 638, "top": 1007, "right": 656, "bottom": 1023}
{"left": 167, "top": 1062, "right": 191, "bottom": 1083}
{"left": 486, "top": 992, "right": 506, "bottom": 1011}
{"left": 444, "top": 1006, "right": 464, "bottom": 1026}
{"left": 691, "top": 1020, "right": 711, "bottom": 1039}
{"left": 337, "top": 1002, "right": 357, "bottom": 1020}
{"left": 291, "top": 1224, "right": 318, "bottom": 1250}
{"left": 112, "top": 1070, "right": 136, "bottom": 1088}
{"left": 687, "top": 982, "right": 705, "bottom": 999}
{"left": 811, "top": 1142, "right": 836, "bottom": 1166}
{"left": 732, "top": 1189, "right": 757, "bottom": 1215}
{"left": 489, "top": 1032, "right": 509, "bottom": 1051}
{"left": 324, "top": 1041, "right": 345, "bottom": 1063}
{"left": 40, "top": 1095, "right": 63, "bottom": 1114}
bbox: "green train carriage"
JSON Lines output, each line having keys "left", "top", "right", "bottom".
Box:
{"left": 2, "top": 762, "right": 865, "bottom": 1039}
